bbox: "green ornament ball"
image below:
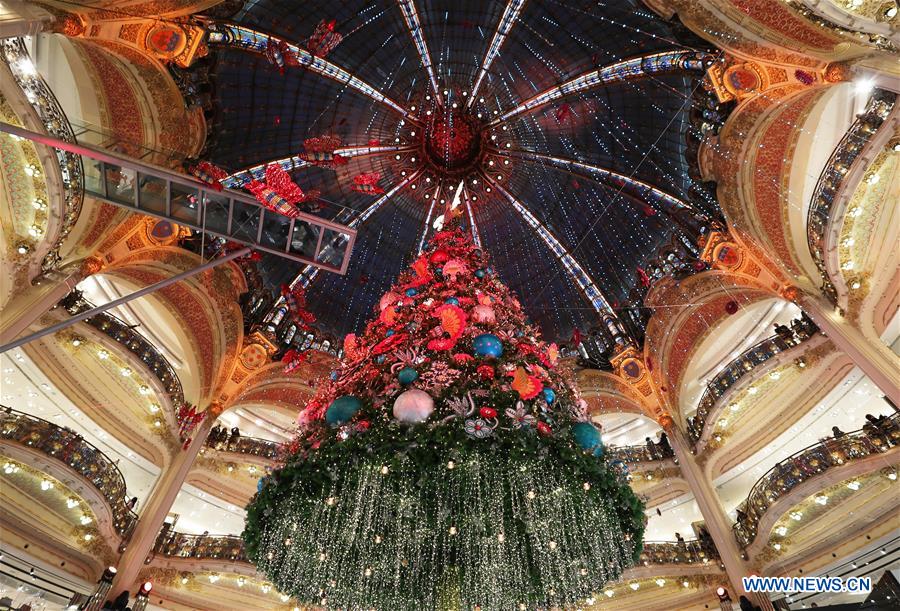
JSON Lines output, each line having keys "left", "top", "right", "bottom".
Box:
{"left": 325, "top": 396, "right": 362, "bottom": 427}
{"left": 397, "top": 366, "right": 419, "bottom": 385}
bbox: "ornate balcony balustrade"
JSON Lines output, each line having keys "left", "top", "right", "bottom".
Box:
{"left": 204, "top": 433, "right": 281, "bottom": 461}
{"left": 806, "top": 88, "right": 897, "bottom": 303}
{"left": 0, "top": 406, "right": 138, "bottom": 537}
{"left": 60, "top": 292, "right": 185, "bottom": 411}
{"left": 154, "top": 530, "right": 248, "bottom": 563}
{"left": 638, "top": 539, "right": 718, "bottom": 566}
{"left": 688, "top": 318, "right": 818, "bottom": 444}
{"left": 733, "top": 414, "right": 899, "bottom": 548}
{"left": 0, "top": 38, "right": 84, "bottom": 272}
{"left": 608, "top": 443, "right": 674, "bottom": 464}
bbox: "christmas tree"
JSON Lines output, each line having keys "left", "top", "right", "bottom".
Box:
{"left": 244, "top": 228, "right": 645, "bottom": 609}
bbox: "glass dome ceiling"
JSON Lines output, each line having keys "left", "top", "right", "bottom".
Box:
{"left": 202, "top": 0, "right": 718, "bottom": 342}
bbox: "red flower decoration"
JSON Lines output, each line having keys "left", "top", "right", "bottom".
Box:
{"left": 476, "top": 364, "right": 495, "bottom": 380}
{"left": 453, "top": 353, "right": 475, "bottom": 364}
{"left": 479, "top": 407, "right": 497, "bottom": 419}
{"left": 373, "top": 333, "right": 406, "bottom": 355}
{"left": 426, "top": 337, "right": 457, "bottom": 351}
{"left": 536, "top": 421, "right": 552, "bottom": 436}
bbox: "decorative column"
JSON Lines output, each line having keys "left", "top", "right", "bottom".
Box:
{"left": 665, "top": 423, "right": 774, "bottom": 611}
{"left": 109, "top": 407, "right": 219, "bottom": 597}
{"left": 794, "top": 291, "right": 900, "bottom": 406}
{"left": 0, "top": 257, "right": 102, "bottom": 345}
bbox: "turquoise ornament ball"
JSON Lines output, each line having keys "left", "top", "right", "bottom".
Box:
{"left": 572, "top": 422, "right": 604, "bottom": 456}
{"left": 325, "top": 396, "right": 362, "bottom": 427}
{"left": 475, "top": 269, "right": 486, "bottom": 279}
{"left": 473, "top": 333, "right": 503, "bottom": 358}
{"left": 542, "top": 388, "right": 556, "bottom": 404}
{"left": 405, "top": 288, "right": 418, "bottom": 297}
{"left": 386, "top": 329, "right": 395, "bottom": 337}
{"left": 397, "top": 366, "right": 419, "bottom": 385}
{"left": 445, "top": 297, "right": 459, "bottom": 306}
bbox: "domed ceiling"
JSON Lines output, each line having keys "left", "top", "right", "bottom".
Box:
{"left": 202, "top": 0, "right": 719, "bottom": 342}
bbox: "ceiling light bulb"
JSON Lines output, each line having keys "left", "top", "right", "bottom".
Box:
{"left": 629, "top": 583, "right": 639, "bottom": 590}
{"left": 40, "top": 479, "right": 53, "bottom": 491}
{"left": 847, "top": 481, "right": 860, "bottom": 490}
{"left": 815, "top": 495, "right": 828, "bottom": 505}
{"left": 656, "top": 578, "right": 666, "bottom": 587}
{"left": 67, "top": 498, "right": 78, "bottom": 509}
{"left": 80, "top": 516, "right": 92, "bottom": 525}
{"left": 97, "top": 350, "right": 109, "bottom": 360}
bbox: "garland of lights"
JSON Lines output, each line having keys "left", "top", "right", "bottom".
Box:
{"left": 245, "top": 229, "right": 644, "bottom": 609}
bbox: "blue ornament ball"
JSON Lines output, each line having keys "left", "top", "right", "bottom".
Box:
{"left": 397, "top": 366, "right": 419, "bottom": 385}
{"left": 473, "top": 333, "right": 503, "bottom": 358}
{"left": 542, "top": 388, "right": 556, "bottom": 404}
{"left": 325, "top": 396, "right": 362, "bottom": 427}
{"left": 445, "top": 297, "right": 459, "bottom": 306}
{"left": 376, "top": 355, "right": 386, "bottom": 364}
{"left": 405, "top": 288, "right": 418, "bottom": 297}
{"left": 474, "top": 269, "right": 486, "bottom": 279}
{"left": 572, "top": 422, "right": 604, "bottom": 456}
{"left": 329, "top": 371, "right": 339, "bottom": 381}
{"left": 386, "top": 329, "right": 395, "bottom": 337}
{"left": 257, "top": 478, "right": 265, "bottom": 492}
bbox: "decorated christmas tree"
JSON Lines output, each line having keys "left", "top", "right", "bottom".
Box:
{"left": 245, "top": 227, "right": 645, "bottom": 609}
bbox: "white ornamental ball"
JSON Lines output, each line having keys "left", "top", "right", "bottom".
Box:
{"left": 392, "top": 389, "right": 434, "bottom": 423}
{"left": 472, "top": 304, "right": 496, "bottom": 324}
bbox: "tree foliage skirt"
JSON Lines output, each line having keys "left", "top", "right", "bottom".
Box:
{"left": 246, "top": 427, "right": 643, "bottom": 610}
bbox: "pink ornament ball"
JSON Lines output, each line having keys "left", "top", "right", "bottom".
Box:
{"left": 392, "top": 389, "right": 434, "bottom": 423}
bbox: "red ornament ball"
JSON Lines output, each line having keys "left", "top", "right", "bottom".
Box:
{"left": 725, "top": 300, "right": 740, "bottom": 315}
{"left": 479, "top": 407, "right": 497, "bottom": 419}
{"left": 536, "top": 421, "right": 552, "bottom": 436}
{"left": 429, "top": 249, "right": 451, "bottom": 265}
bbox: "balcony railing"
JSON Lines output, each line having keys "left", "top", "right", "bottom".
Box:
{"left": 688, "top": 318, "right": 818, "bottom": 444}
{"left": 806, "top": 88, "right": 897, "bottom": 303}
{"left": 638, "top": 539, "right": 718, "bottom": 566}
{"left": 154, "top": 530, "right": 248, "bottom": 563}
{"left": 204, "top": 433, "right": 281, "bottom": 461}
{"left": 608, "top": 443, "right": 674, "bottom": 464}
{"left": 0, "top": 406, "right": 138, "bottom": 537}
{"left": 733, "top": 414, "right": 899, "bottom": 548}
{"left": 0, "top": 38, "right": 84, "bottom": 273}
{"left": 60, "top": 292, "right": 185, "bottom": 411}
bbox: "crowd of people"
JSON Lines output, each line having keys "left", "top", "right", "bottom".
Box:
{"left": 207, "top": 424, "right": 242, "bottom": 451}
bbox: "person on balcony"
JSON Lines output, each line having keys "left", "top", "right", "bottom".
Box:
{"left": 229, "top": 427, "right": 241, "bottom": 450}
{"left": 831, "top": 425, "right": 846, "bottom": 439}
{"left": 657, "top": 431, "right": 672, "bottom": 457}
{"left": 645, "top": 436, "right": 659, "bottom": 460}
{"left": 774, "top": 323, "right": 792, "bottom": 338}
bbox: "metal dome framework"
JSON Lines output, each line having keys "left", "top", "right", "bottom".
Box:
{"left": 203, "top": 0, "right": 718, "bottom": 342}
